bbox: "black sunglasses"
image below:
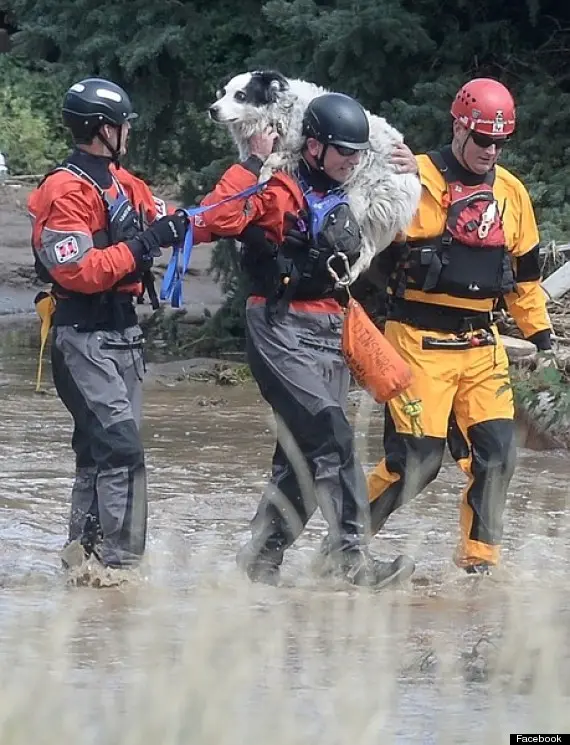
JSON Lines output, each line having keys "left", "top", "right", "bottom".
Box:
{"left": 332, "top": 144, "right": 360, "bottom": 157}
{"left": 470, "top": 131, "right": 511, "bottom": 149}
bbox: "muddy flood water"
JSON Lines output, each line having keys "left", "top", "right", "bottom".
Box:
{"left": 1, "top": 324, "right": 570, "bottom": 744}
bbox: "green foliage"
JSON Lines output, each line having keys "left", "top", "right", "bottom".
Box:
{"left": 191, "top": 239, "right": 249, "bottom": 356}
{"left": 3, "top": 0, "right": 570, "bottom": 354}
{"left": 254, "top": 0, "right": 436, "bottom": 103}
{"left": 511, "top": 361, "right": 570, "bottom": 427}
{"left": 2, "top": 0, "right": 261, "bottom": 176}
{"left": 0, "top": 55, "right": 67, "bottom": 173}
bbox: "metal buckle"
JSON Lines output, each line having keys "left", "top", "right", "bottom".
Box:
{"left": 326, "top": 252, "right": 351, "bottom": 287}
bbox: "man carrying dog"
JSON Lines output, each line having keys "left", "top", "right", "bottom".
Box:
{"left": 364, "top": 78, "right": 552, "bottom": 575}
{"left": 29, "top": 77, "right": 205, "bottom": 569}
{"left": 200, "top": 90, "right": 418, "bottom": 587}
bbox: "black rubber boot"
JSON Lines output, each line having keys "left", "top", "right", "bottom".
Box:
{"left": 313, "top": 541, "right": 415, "bottom": 589}
{"left": 465, "top": 563, "right": 492, "bottom": 576}
{"left": 236, "top": 542, "right": 283, "bottom": 586}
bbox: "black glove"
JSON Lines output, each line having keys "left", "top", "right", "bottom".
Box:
{"left": 283, "top": 227, "right": 311, "bottom": 250}
{"left": 282, "top": 211, "right": 311, "bottom": 250}
{"left": 237, "top": 225, "right": 276, "bottom": 256}
{"left": 528, "top": 329, "right": 553, "bottom": 351}
{"left": 126, "top": 211, "right": 188, "bottom": 268}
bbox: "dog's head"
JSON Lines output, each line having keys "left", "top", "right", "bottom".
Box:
{"left": 208, "top": 70, "right": 327, "bottom": 164}
{"left": 208, "top": 70, "right": 290, "bottom": 125}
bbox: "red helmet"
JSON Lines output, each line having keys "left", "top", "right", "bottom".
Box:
{"left": 451, "top": 78, "right": 516, "bottom": 136}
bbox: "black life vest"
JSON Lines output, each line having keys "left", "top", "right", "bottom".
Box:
{"left": 397, "top": 151, "right": 515, "bottom": 300}
{"left": 33, "top": 161, "right": 158, "bottom": 330}
{"left": 240, "top": 175, "right": 362, "bottom": 318}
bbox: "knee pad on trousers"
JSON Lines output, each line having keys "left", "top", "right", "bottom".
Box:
{"left": 96, "top": 419, "right": 145, "bottom": 471}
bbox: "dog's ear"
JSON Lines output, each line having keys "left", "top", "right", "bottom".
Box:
{"left": 253, "top": 70, "right": 290, "bottom": 103}
{"left": 268, "top": 79, "right": 284, "bottom": 102}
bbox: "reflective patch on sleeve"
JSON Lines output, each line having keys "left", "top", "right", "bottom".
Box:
{"left": 54, "top": 236, "right": 80, "bottom": 263}
{"left": 153, "top": 196, "right": 167, "bottom": 217}
{"left": 40, "top": 228, "right": 93, "bottom": 270}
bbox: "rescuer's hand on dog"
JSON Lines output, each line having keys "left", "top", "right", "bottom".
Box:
{"left": 391, "top": 142, "right": 418, "bottom": 175}
{"left": 249, "top": 126, "right": 280, "bottom": 161}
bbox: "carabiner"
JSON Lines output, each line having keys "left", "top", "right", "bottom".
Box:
{"left": 326, "top": 252, "right": 351, "bottom": 287}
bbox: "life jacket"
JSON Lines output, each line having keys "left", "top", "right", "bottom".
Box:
{"left": 32, "top": 161, "right": 155, "bottom": 391}
{"left": 262, "top": 177, "right": 362, "bottom": 321}
{"left": 33, "top": 161, "right": 143, "bottom": 281}
{"left": 302, "top": 182, "right": 362, "bottom": 261}
{"left": 33, "top": 161, "right": 158, "bottom": 328}
{"left": 396, "top": 151, "right": 515, "bottom": 300}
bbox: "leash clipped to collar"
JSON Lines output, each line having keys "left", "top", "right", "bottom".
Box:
{"left": 160, "top": 182, "right": 268, "bottom": 308}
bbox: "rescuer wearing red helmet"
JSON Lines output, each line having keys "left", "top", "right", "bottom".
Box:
{"left": 450, "top": 78, "right": 516, "bottom": 172}
{"left": 364, "top": 77, "right": 552, "bottom": 575}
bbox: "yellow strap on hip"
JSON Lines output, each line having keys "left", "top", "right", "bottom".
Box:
{"left": 34, "top": 291, "right": 56, "bottom": 393}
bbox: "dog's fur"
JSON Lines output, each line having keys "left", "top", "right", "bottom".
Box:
{"left": 209, "top": 70, "right": 421, "bottom": 281}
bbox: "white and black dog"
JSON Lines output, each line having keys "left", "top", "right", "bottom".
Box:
{"left": 208, "top": 70, "right": 421, "bottom": 281}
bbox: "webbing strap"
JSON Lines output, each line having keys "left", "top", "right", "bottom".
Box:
{"left": 159, "top": 181, "right": 268, "bottom": 308}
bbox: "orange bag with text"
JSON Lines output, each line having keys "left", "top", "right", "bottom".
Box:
{"left": 341, "top": 298, "right": 412, "bottom": 403}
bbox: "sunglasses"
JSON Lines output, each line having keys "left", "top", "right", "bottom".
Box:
{"left": 332, "top": 144, "right": 360, "bottom": 157}
{"left": 470, "top": 131, "right": 511, "bottom": 149}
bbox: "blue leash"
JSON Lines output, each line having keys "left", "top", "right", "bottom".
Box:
{"left": 160, "top": 182, "right": 267, "bottom": 309}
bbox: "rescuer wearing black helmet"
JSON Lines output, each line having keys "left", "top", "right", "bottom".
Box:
{"left": 61, "top": 77, "right": 139, "bottom": 163}
{"left": 302, "top": 92, "right": 371, "bottom": 170}
{"left": 28, "top": 77, "right": 210, "bottom": 573}
{"left": 199, "top": 81, "right": 418, "bottom": 589}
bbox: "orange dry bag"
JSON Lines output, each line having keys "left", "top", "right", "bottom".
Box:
{"left": 341, "top": 297, "right": 412, "bottom": 403}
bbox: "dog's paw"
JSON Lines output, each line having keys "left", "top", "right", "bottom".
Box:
{"left": 259, "top": 152, "right": 288, "bottom": 183}
{"left": 348, "top": 256, "right": 368, "bottom": 284}
{"left": 258, "top": 166, "right": 273, "bottom": 184}
{"left": 348, "top": 237, "right": 378, "bottom": 282}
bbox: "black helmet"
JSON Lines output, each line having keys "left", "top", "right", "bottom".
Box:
{"left": 302, "top": 93, "right": 370, "bottom": 150}
{"left": 62, "top": 78, "right": 138, "bottom": 143}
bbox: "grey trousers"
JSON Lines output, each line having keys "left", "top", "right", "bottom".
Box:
{"left": 244, "top": 301, "right": 369, "bottom": 561}
{"left": 51, "top": 325, "right": 147, "bottom": 567}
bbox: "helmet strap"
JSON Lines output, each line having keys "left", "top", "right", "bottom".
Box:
{"left": 452, "top": 131, "right": 471, "bottom": 171}
{"left": 96, "top": 125, "right": 122, "bottom": 166}
{"left": 460, "top": 134, "right": 470, "bottom": 166}
{"left": 317, "top": 143, "right": 328, "bottom": 171}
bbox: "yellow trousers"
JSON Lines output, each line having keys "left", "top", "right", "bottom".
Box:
{"left": 368, "top": 320, "right": 515, "bottom": 568}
